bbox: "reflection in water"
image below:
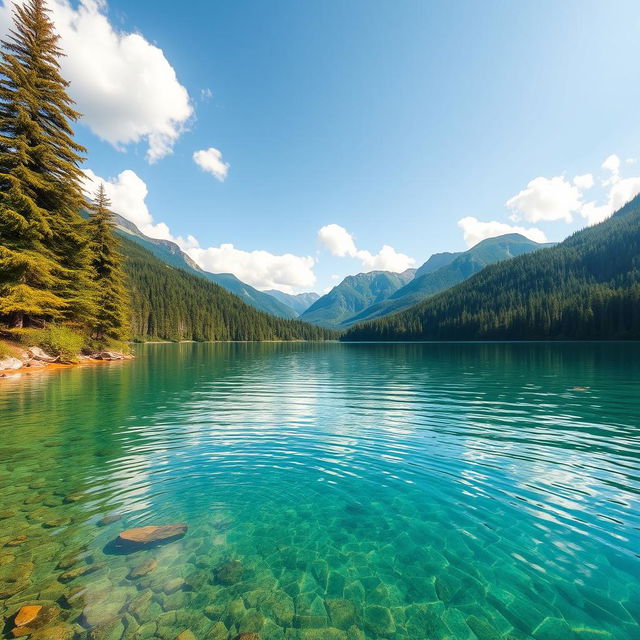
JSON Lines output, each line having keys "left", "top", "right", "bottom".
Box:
{"left": 0, "top": 342, "right": 639, "bottom": 639}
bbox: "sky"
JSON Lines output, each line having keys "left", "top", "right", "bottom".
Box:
{"left": 2, "top": 0, "right": 640, "bottom": 293}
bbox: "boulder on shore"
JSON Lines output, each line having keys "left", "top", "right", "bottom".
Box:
{"left": 0, "top": 356, "right": 23, "bottom": 371}
{"left": 115, "top": 524, "right": 187, "bottom": 550}
{"left": 27, "top": 346, "right": 57, "bottom": 362}
{"left": 92, "top": 351, "right": 133, "bottom": 361}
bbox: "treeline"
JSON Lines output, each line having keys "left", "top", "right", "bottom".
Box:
{"left": 122, "top": 238, "right": 336, "bottom": 342}
{"left": 0, "top": 1, "right": 332, "bottom": 346}
{"left": 0, "top": 0, "right": 128, "bottom": 344}
{"left": 343, "top": 195, "right": 640, "bottom": 341}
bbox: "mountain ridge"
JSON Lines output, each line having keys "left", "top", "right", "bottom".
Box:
{"left": 300, "top": 269, "right": 416, "bottom": 329}
{"left": 111, "top": 213, "right": 297, "bottom": 319}
{"left": 342, "top": 196, "right": 640, "bottom": 341}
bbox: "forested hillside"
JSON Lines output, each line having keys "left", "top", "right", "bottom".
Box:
{"left": 347, "top": 234, "right": 551, "bottom": 326}
{"left": 121, "top": 238, "right": 335, "bottom": 342}
{"left": 301, "top": 269, "right": 415, "bottom": 328}
{"left": 343, "top": 196, "right": 640, "bottom": 341}
{"left": 112, "top": 213, "right": 298, "bottom": 319}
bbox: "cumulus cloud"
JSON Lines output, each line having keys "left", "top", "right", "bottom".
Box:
{"left": 317, "top": 224, "right": 415, "bottom": 272}
{"left": 82, "top": 168, "right": 197, "bottom": 247}
{"left": 602, "top": 154, "right": 621, "bottom": 180}
{"left": 506, "top": 176, "right": 583, "bottom": 223}
{"left": 83, "top": 169, "right": 315, "bottom": 293}
{"left": 573, "top": 174, "right": 594, "bottom": 189}
{"left": 464, "top": 154, "right": 640, "bottom": 246}
{"left": 457, "top": 217, "right": 548, "bottom": 248}
{"left": 0, "top": 0, "right": 193, "bottom": 162}
{"left": 580, "top": 155, "right": 640, "bottom": 224}
{"left": 186, "top": 245, "right": 316, "bottom": 294}
{"left": 193, "top": 148, "right": 230, "bottom": 181}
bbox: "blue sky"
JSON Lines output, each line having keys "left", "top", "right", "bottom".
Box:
{"left": 2, "top": 0, "right": 640, "bottom": 293}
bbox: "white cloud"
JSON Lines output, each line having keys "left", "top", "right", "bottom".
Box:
{"left": 581, "top": 176, "right": 640, "bottom": 224}
{"left": 82, "top": 168, "right": 197, "bottom": 248}
{"left": 193, "top": 148, "right": 230, "bottom": 181}
{"left": 317, "top": 224, "right": 358, "bottom": 257}
{"left": 602, "top": 154, "right": 621, "bottom": 178}
{"left": 506, "top": 176, "right": 583, "bottom": 223}
{"left": 573, "top": 174, "right": 594, "bottom": 189}
{"left": 457, "top": 217, "right": 548, "bottom": 248}
{"left": 83, "top": 168, "right": 315, "bottom": 293}
{"left": 186, "top": 245, "right": 316, "bottom": 294}
{"left": 317, "top": 224, "right": 415, "bottom": 272}
{"left": 0, "top": 0, "right": 193, "bottom": 162}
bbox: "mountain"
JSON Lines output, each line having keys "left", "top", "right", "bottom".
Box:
{"left": 300, "top": 269, "right": 416, "bottom": 329}
{"left": 414, "top": 251, "right": 461, "bottom": 277}
{"left": 347, "top": 234, "right": 552, "bottom": 326}
{"left": 264, "top": 290, "right": 320, "bottom": 315}
{"left": 112, "top": 213, "right": 297, "bottom": 319}
{"left": 342, "top": 196, "right": 640, "bottom": 341}
{"left": 120, "top": 237, "right": 335, "bottom": 342}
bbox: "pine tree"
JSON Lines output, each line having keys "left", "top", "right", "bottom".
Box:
{"left": 87, "top": 183, "right": 130, "bottom": 342}
{"left": 0, "top": 0, "right": 94, "bottom": 328}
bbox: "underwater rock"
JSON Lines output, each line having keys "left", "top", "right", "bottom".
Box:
{"left": 14, "top": 605, "right": 43, "bottom": 627}
{"left": 0, "top": 561, "right": 34, "bottom": 597}
{"left": 59, "top": 562, "right": 104, "bottom": 582}
{"left": 6, "top": 534, "right": 28, "bottom": 546}
{"left": 234, "top": 635, "right": 260, "bottom": 640}
{"left": 127, "top": 557, "right": 157, "bottom": 579}
{"left": 43, "top": 517, "right": 72, "bottom": 528}
{"left": 363, "top": 605, "right": 395, "bottom": 637}
{"left": 98, "top": 514, "right": 121, "bottom": 526}
{"left": 215, "top": 559, "right": 244, "bottom": 584}
{"left": 27, "top": 623, "right": 77, "bottom": 640}
{"left": 88, "top": 616, "right": 125, "bottom": 640}
{"left": 465, "top": 615, "right": 500, "bottom": 640}
{"left": 10, "top": 605, "right": 61, "bottom": 637}
{"left": 116, "top": 524, "right": 187, "bottom": 549}
{"left": 207, "top": 622, "right": 228, "bottom": 640}
{"left": 163, "top": 577, "right": 185, "bottom": 594}
{"left": 175, "top": 632, "right": 196, "bottom": 640}
{"left": 326, "top": 599, "right": 358, "bottom": 630}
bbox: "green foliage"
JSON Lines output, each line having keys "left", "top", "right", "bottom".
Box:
{"left": 13, "top": 325, "right": 85, "bottom": 361}
{"left": 301, "top": 270, "right": 415, "bottom": 329}
{"left": 0, "top": 339, "right": 20, "bottom": 358}
{"left": 87, "top": 184, "right": 130, "bottom": 343}
{"left": 343, "top": 196, "right": 640, "bottom": 341}
{"left": 120, "top": 237, "right": 337, "bottom": 342}
{"left": 0, "top": 0, "right": 95, "bottom": 329}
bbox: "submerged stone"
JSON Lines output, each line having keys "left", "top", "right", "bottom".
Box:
{"left": 363, "top": 605, "right": 395, "bottom": 637}
{"left": 465, "top": 615, "right": 499, "bottom": 640}
{"left": 326, "top": 599, "right": 358, "bottom": 630}
{"left": 215, "top": 559, "right": 245, "bottom": 584}
{"left": 175, "top": 632, "right": 197, "bottom": 640}
{"left": 59, "top": 562, "right": 104, "bottom": 582}
{"left": 116, "top": 523, "right": 187, "bottom": 549}
{"left": 127, "top": 557, "right": 157, "bottom": 579}
{"left": 14, "top": 605, "right": 43, "bottom": 627}
{"left": 207, "top": 622, "right": 228, "bottom": 640}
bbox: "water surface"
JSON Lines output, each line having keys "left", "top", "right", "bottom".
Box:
{"left": 1, "top": 342, "right": 639, "bottom": 639}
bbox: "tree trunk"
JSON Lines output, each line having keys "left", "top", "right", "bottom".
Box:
{"left": 9, "top": 312, "right": 24, "bottom": 329}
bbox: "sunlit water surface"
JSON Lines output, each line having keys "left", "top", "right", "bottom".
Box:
{"left": 0, "top": 342, "right": 639, "bottom": 639}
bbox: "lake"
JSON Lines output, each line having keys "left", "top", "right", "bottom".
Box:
{"left": 0, "top": 342, "right": 639, "bottom": 639}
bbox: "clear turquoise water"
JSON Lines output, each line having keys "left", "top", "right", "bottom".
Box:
{"left": 0, "top": 342, "right": 639, "bottom": 640}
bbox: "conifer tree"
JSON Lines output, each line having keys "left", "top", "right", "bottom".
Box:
{"left": 0, "top": 0, "right": 94, "bottom": 328}
{"left": 87, "top": 183, "right": 129, "bottom": 342}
